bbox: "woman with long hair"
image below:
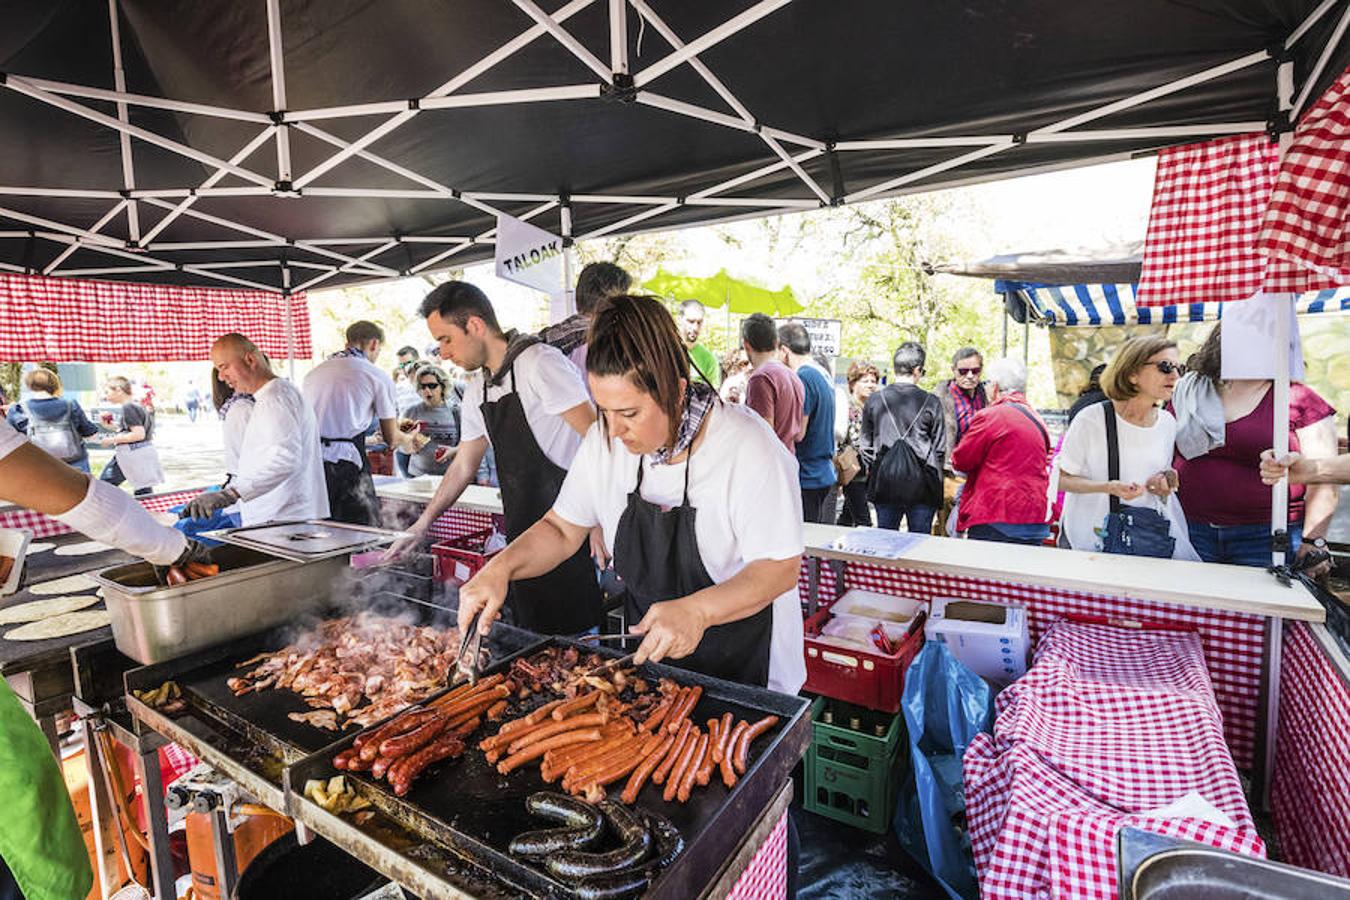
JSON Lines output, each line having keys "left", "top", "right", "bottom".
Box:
{"left": 1172, "top": 324, "right": 1337, "bottom": 571}
{"left": 1056, "top": 336, "right": 1199, "bottom": 559}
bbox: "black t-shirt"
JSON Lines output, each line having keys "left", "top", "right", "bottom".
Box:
{"left": 120, "top": 401, "right": 153, "bottom": 446}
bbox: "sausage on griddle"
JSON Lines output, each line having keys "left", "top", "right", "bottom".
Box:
{"left": 545, "top": 801, "right": 652, "bottom": 880}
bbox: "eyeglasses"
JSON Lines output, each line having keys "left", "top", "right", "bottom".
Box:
{"left": 418, "top": 382, "right": 441, "bottom": 391}
{"left": 956, "top": 366, "right": 982, "bottom": 376}
{"left": 1148, "top": 361, "right": 1186, "bottom": 375}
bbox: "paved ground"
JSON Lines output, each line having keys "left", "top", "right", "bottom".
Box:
{"left": 87, "top": 410, "right": 226, "bottom": 491}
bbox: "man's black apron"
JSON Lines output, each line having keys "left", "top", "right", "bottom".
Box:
{"left": 320, "top": 433, "right": 380, "bottom": 527}
{"left": 481, "top": 341, "right": 603, "bottom": 635}
{"left": 613, "top": 454, "right": 772, "bottom": 687}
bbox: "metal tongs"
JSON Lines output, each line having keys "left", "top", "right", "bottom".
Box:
{"left": 453, "top": 608, "right": 485, "bottom": 686}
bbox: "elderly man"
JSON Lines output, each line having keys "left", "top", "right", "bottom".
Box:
{"left": 303, "top": 320, "right": 416, "bottom": 525}
{"left": 186, "top": 334, "right": 329, "bottom": 525}
{"left": 936, "top": 346, "right": 989, "bottom": 458}
{"left": 949, "top": 357, "right": 1051, "bottom": 545}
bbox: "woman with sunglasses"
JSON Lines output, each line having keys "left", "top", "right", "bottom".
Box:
{"left": 1055, "top": 336, "right": 1199, "bottom": 559}
{"left": 402, "top": 364, "right": 460, "bottom": 477}
{"left": 1171, "top": 324, "right": 1337, "bottom": 571}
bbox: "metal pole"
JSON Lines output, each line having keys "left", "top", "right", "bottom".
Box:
{"left": 134, "top": 745, "right": 177, "bottom": 900}
{"left": 560, "top": 201, "right": 575, "bottom": 321}
{"left": 283, "top": 265, "right": 296, "bottom": 382}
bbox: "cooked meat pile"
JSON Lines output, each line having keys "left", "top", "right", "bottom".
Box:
{"left": 227, "top": 613, "right": 462, "bottom": 730}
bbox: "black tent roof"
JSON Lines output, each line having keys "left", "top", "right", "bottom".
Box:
{"left": 1, "top": 1, "right": 1347, "bottom": 293}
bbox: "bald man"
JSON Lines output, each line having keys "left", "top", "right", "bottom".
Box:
{"left": 185, "top": 334, "right": 329, "bottom": 525}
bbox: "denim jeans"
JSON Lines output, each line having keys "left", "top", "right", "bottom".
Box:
{"left": 967, "top": 523, "right": 1049, "bottom": 546}
{"left": 1186, "top": 520, "right": 1303, "bottom": 567}
{"left": 800, "top": 487, "right": 832, "bottom": 524}
{"left": 837, "top": 478, "right": 872, "bottom": 527}
{"left": 874, "top": 502, "right": 936, "bottom": 534}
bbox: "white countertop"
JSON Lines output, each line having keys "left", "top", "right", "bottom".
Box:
{"left": 376, "top": 478, "right": 503, "bottom": 515}
{"left": 802, "top": 523, "right": 1325, "bottom": 623}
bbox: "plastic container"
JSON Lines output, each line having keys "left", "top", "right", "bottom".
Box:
{"left": 803, "top": 696, "right": 905, "bottom": 833}
{"left": 0, "top": 528, "right": 30, "bottom": 596}
{"left": 431, "top": 529, "right": 502, "bottom": 586}
{"left": 803, "top": 608, "right": 927, "bottom": 713}
{"left": 924, "top": 597, "right": 1029, "bottom": 687}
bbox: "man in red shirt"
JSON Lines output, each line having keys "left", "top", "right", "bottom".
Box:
{"left": 742, "top": 313, "right": 804, "bottom": 452}
{"left": 950, "top": 358, "right": 1051, "bottom": 545}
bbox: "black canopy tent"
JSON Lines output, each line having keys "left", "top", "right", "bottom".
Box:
{"left": 1, "top": 1, "right": 1347, "bottom": 295}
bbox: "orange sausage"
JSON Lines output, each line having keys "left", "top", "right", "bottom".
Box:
{"left": 677, "top": 731, "right": 709, "bottom": 802}
{"left": 497, "top": 729, "right": 600, "bottom": 774}
{"left": 653, "top": 720, "right": 693, "bottom": 786}
{"left": 551, "top": 691, "right": 601, "bottom": 721}
{"left": 696, "top": 720, "right": 719, "bottom": 786}
{"left": 664, "top": 727, "right": 703, "bottom": 803}
{"left": 639, "top": 695, "right": 674, "bottom": 733}
{"left": 721, "top": 721, "right": 747, "bottom": 787}
{"left": 486, "top": 700, "right": 509, "bottom": 721}
{"left": 713, "top": 712, "right": 734, "bottom": 763}
{"left": 621, "top": 732, "right": 675, "bottom": 804}
{"left": 733, "top": 715, "right": 779, "bottom": 775}
{"left": 507, "top": 712, "right": 608, "bottom": 754}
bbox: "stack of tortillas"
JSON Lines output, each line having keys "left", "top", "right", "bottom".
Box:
{"left": 27, "top": 574, "right": 98, "bottom": 595}
{"left": 0, "top": 595, "right": 108, "bottom": 640}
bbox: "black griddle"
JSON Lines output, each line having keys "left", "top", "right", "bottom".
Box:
{"left": 287, "top": 635, "right": 811, "bottom": 899}
{"left": 125, "top": 597, "right": 544, "bottom": 799}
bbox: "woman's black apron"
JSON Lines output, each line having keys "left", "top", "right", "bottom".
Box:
{"left": 612, "top": 454, "right": 772, "bottom": 687}
{"left": 481, "top": 342, "right": 603, "bottom": 634}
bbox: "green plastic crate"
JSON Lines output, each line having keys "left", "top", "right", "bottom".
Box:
{"left": 803, "top": 696, "right": 906, "bottom": 833}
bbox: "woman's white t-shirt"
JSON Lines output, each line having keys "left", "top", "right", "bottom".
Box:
{"left": 1055, "top": 402, "right": 1199, "bottom": 560}
{"left": 553, "top": 403, "right": 807, "bottom": 695}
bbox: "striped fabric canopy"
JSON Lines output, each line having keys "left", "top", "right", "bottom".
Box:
{"left": 996, "top": 282, "right": 1350, "bottom": 327}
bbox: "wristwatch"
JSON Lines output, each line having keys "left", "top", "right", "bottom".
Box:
{"left": 1308, "top": 537, "right": 1327, "bottom": 550}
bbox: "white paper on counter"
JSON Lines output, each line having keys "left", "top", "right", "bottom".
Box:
{"left": 831, "top": 527, "right": 927, "bottom": 559}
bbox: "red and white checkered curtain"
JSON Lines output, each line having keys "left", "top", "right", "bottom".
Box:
{"left": 1257, "top": 64, "right": 1350, "bottom": 284}
{"left": 0, "top": 272, "right": 311, "bottom": 361}
{"left": 1135, "top": 133, "right": 1341, "bottom": 307}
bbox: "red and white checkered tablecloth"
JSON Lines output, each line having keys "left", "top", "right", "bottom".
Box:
{"left": 0, "top": 487, "right": 206, "bottom": 539}
{"left": 1270, "top": 622, "right": 1350, "bottom": 878}
{"left": 964, "top": 622, "right": 1263, "bottom": 900}
{"left": 1135, "top": 133, "right": 1340, "bottom": 307}
{"left": 1258, "top": 64, "right": 1350, "bottom": 283}
{"left": 727, "top": 810, "right": 788, "bottom": 900}
{"left": 0, "top": 272, "right": 311, "bottom": 361}
{"left": 807, "top": 560, "right": 1263, "bottom": 770}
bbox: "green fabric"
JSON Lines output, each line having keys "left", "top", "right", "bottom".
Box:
{"left": 688, "top": 343, "right": 721, "bottom": 387}
{"left": 0, "top": 680, "right": 92, "bottom": 900}
{"left": 641, "top": 268, "right": 804, "bottom": 315}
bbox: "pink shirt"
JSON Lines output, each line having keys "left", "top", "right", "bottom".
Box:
{"left": 745, "top": 361, "right": 804, "bottom": 451}
{"left": 1175, "top": 382, "right": 1334, "bottom": 525}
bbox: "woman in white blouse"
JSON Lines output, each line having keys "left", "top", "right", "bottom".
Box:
{"left": 1055, "top": 336, "right": 1199, "bottom": 560}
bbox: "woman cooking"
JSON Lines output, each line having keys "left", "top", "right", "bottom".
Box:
{"left": 458, "top": 294, "right": 806, "bottom": 696}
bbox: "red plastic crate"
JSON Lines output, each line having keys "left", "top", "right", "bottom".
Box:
{"left": 802, "top": 610, "right": 927, "bottom": 713}
{"left": 430, "top": 529, "right": 501, "bottom": 585}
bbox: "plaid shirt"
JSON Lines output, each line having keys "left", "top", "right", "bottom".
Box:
{"left": 949, "top": 379, "right": 986, "bottom": 442}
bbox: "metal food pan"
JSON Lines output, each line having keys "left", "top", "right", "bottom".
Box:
{"left": 287, "top": 636, "right": 811, "bottom": 899}
{"left": 91, "top": 544, "right": 348, "bottom": 664}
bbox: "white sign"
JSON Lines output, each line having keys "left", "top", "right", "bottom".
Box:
{"left": 495, "top": 214, "right": 565, "bottom": 296}
{"left": 1219, "top": 293, "right": 1303, "bottom": 381}
{"left": 778, "top": 317, "right": 843, "bottom": 357}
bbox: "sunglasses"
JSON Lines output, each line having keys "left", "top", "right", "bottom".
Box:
{"left": 956, "top": 366, "right": 982, "bottom": 376}
{"left": 418, "top": 382, "right": 441, "bottom": 391}
{"left": 1148, "top": 361, "right": 1186, "bottom": 375}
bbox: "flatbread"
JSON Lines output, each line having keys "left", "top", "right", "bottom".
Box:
{"left": 28, "top": 574, "right": 97, "bottom": 595}
{"left": 54, "top": 541, "right": 113, "bottom": 557}
{"left": 4, "top": 610, "right": 110, "bottom": 641}
{"left": 25, "top": 543, "right": 55, "bottom": 554}
{"left": 0, "top": 595, "right": 102, "bottom": 624}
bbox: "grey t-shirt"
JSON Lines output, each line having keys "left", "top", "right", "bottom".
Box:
{"left": 404, "top": 399, "right": 460, "bottom": 477}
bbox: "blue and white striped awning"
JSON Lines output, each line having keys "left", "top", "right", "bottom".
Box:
{"left": 996, "top": 281, "right": 1350, "bottom": 327}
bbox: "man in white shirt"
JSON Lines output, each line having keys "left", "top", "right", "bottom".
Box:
{"left": 302, "top": 321, "right": 414, "bottom": 526}
{"left": 387, "top": 281, "right": 603, "bottom": 634}
{"left": 185, "top": 334, "right": 329, "bottom": 525}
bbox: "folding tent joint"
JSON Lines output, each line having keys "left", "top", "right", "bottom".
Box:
{"left": 1265, "top": 111, "right": 1291, "bottom": 141}
{"left": 1012, "top": 132, "right": 1028, "bottom": 145}
{"left": 407, "top": 98, "right": 420, "bottom": 111}
{"left": 268, "top": 110, "right": 287, "bottom": 125}
{"left": 272, "top": 180, "right": 299, "bottom": 196}
{"left": 603, "top": 72, "right": 638, "bottom": 102}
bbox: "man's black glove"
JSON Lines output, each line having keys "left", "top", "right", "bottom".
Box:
{"left": 153, "top": 540, "right": 216, "bottom": 586}
{"left": 184, "top": 489, "right": 237, "bottom": 521}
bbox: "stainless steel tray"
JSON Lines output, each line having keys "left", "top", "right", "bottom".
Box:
{"left": 204, "top": 519, "right": 408, "bottom": 562}
{"left": 89, "top": 545, "right": 348, "bottom": 664}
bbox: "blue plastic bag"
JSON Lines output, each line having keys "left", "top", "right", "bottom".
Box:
{"left": 893, "top": 641, "right": 993, "bottom": 900}
{"left": 170, "top": 489, "right": 241, "bottom": 547}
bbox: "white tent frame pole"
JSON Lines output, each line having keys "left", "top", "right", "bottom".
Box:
{"left": 0, "top": 187, "right": 122, "bottom": 198}
{"left": 52, "top": 265, "right": 169, "bottom": 277}
{"left": 266, "top": 0, "right": 292, "bottom": 183}
{"left": 1287, "top": 0, "right": 1341, "bottom": 48}
{"left": 510, "top": 0, "right": 613, "bottom": 82}
{"left": 560, "top": 201, "right": 575, "bottom": 320}
{"left": 294, "top": 240, "right": 399, "bottom": 292}
{"left": 633, "top": 0, "right": 792, "bottom": 89}
{"left": 609, "top": 0, "right": 628, "bottom": 74}
{"left": 138, "top": 126, "right": 278, "bottom": 246}
{"left": 689, "top": 149, "right": 822, "bottom": 198}
{"left": 3, "top": 77, "right": 275, "bottom": 188}
{"left": 9, "top": 74, "right": 271, "bottom": 123}
{"left": 0, "top": 205, "right": 124, "bottom": 247}
{"left": 107, "top": 0, "right": 139, "bottom": 243}
{"left": 41, "top": 200, "right": 130, "bottom": 275}
{"left": 834, "top": 136, "right": 1016, "bottom": 150}
{"left": 291, "top": 0, "right": 595, "bottom": 189}
{"left": 1291, "top": 0, "right": 1350, "bottom": 119}
{"left": 286, "top": 84, "right": 600, "bottom": 123}
{"left": 579, "top": 201, "right": 680, "bottom": 240}
{"left": 1024, "top": 122, "right": 1268, "bottom": 143}
{"left": 409, "top": 200, "right": 554, "bottom": 275}
{"left": 627, "top": 0, "right": 829, "bottom": 202}
{"left": 283, "top": 264, "right": 296, "bottom": 380}
{"left": 845, "top": 141, "right": 1013, "bottom": 203}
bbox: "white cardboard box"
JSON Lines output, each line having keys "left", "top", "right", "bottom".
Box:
{"left": 925, "top": 596, "right": 1029, "bottom": 685}
{"left": 0, "top": 528, "right": 31, "bottom": 597}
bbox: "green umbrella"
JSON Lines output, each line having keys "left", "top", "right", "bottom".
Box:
{"left": 641, "top": 268, "right": 803, "bottom": 316}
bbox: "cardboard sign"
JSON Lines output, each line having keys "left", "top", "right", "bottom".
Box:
{"left": 1219, "top": 293, "right": 1303, "bottom": 381}
{"left": 495, "top": 214, "right": 565, "bottom": 295}
{"left": 778, "top": 317, "right": 842, "bottom": 357}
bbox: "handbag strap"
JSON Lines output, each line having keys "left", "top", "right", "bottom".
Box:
{"left": 1102, "top": 400, "right": 1121, "bottom": 515}
{"left": 1008, "top": 401, "right": 1050, "bottom": 452}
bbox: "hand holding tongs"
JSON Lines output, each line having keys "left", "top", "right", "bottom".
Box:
{"left": 453, "top": 608, "right": 485, "bottom": 686}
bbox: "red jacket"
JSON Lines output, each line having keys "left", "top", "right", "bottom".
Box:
{"left": 950, "top": 393, "right": 1050, "bottom": 531}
